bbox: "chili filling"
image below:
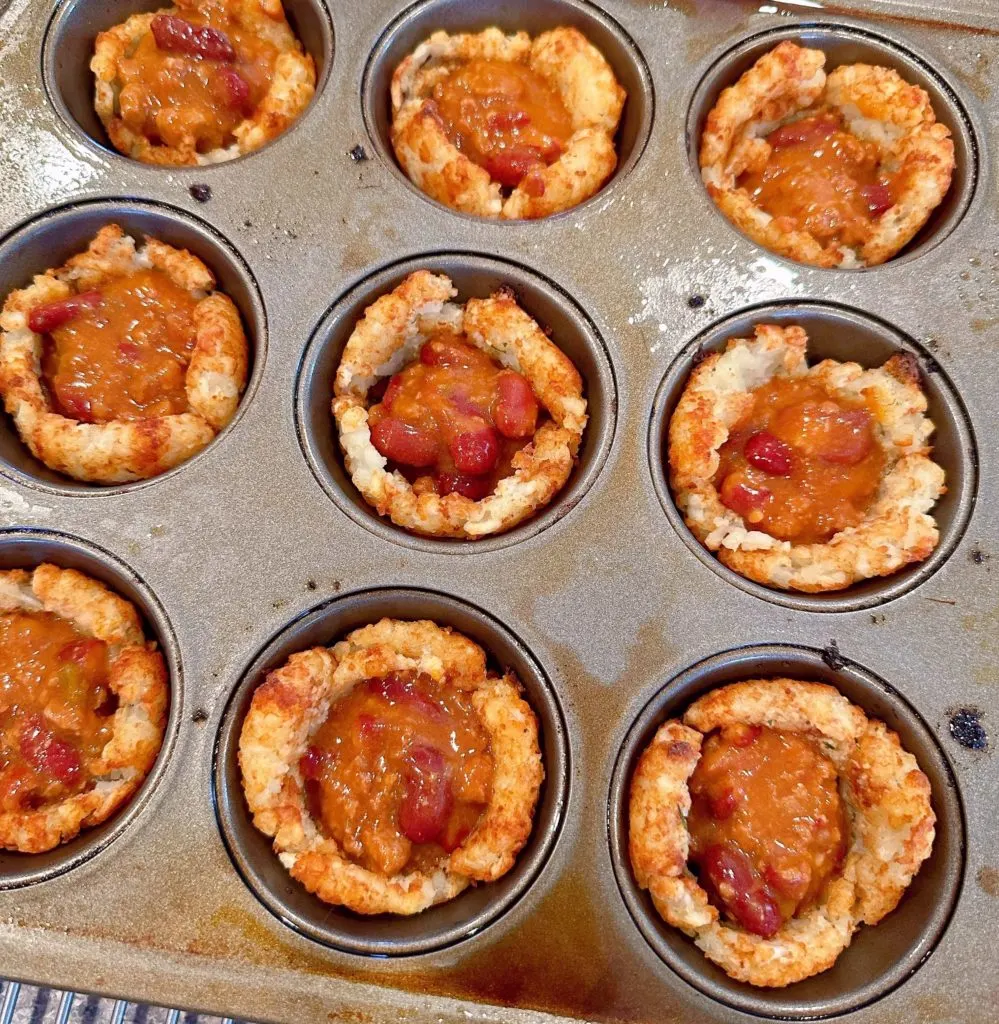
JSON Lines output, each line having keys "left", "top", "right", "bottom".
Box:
{"left": 429, "top": 58, "right": 573, "bottom": 193}
{"left": 116, "top": 0, "right": 280, "bottom": 153}
{"left": 713, "top": 376, "right": 885, "bottom": 544}
{"left": 687, "top": 724, "right": 848, "bottom": 938}
{"left": 33, "top": 268, "right": 199, "bottom": 423}
{"left": 0, "top": 611, "right": 116, "bottom": 813}
{"left": 300, "top": 670, "right": 494, "bottom": 876}
{"left": 366, "top": 330, "right": 545, "bottom": 501}
{"left": 737, "top": 110, "right": 896, "bottom": 249}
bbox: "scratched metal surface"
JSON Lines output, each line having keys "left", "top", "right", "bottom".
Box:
{"left": 0, "top": 1, "right": 996, "bottom": 1023}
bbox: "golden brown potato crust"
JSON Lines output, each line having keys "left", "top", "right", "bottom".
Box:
{"left": 668, "top": 323, "right": 945, "bottom": 592}
{"left": 391, "top": 27, "right": 625, "bottom": 219}
{"left": 333, "top": 270, "right": 587, "bottom": 539}
{"left": 238, "top": 618, "right": 544, "bottom": 915}
{"left": 628, "top": 679, "right": 935, "bottom": 987}
{"left": 699, "top": 41, "right": 955, "bottom": 267}
{"left": 0, "top": 565, "right": 168, "bottom": 853}
{"left": 0, "top": 224, "right": 249, "bottom": 484}
{"left": 91, "top": 0, "right": 316, "bottom": 166}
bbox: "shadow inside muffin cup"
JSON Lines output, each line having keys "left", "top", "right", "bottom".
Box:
{"left": 607, "top": 643, "right": 965, "bottom": 1020}
{"left": 42, "top": 0, "right": 333, "bottom": 162}
{"left": 212, "top": 587, "right": 568, "bottom": 956}
{"left": 0, "top": 528, "right": 181, "bottom": 890}
{"left": 685, "top": 22, "right": 980, "bottom": 269}
{"left": 361, "top": 0, "right": 653, "bottom": 220}
{"left": 648, "top": 300, "right": 978, "bottom": 613}
{"left": 0, "top": 198, "right": 266, "bottom": 495}
{"left": 296, "top": 252, "right": 617, "bottom": 553}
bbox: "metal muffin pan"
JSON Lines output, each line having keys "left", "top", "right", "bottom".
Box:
{"left": 0, "top": 528, "right": 181, "bottom": 890}
{"left": 608, "top": 643, "right": 965, "bottom": 1020}
{"left": 648, "top": 300, "right": 978, "bottom": 613}
{"left": 296, "top": 252, "right": 617, "bottom": 553}
{"left": 684, "top": 22, "right": 980, "bottom": 270}
{"left": 214, "top": 587, "right": 568, "bottom": 956}
{"left": 0, "top": 1, "right": 996, "bottom": 1023}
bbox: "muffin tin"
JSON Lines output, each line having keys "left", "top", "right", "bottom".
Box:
{"left": 0, "top": 1, "right": 995, "bottom": 1023}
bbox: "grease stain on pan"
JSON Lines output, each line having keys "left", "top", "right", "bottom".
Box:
{"left": 977, "top": 866, "right": 999, "bottom": 897}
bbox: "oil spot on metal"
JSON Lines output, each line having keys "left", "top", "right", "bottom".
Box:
{"left": 969, "top": 545, "right": 991, "bottom": 566}
{"left": 0, "top": 486, "right": 52, "bottom": 525}
{"left": 977, "top": 866, "right": 999, "bottom": 897}
{"left": 189, "top": 183, "right": 212, "bottom": 203}
{"left": 349, "top": 145, "right": 369, "bottom": 162}
{"left": 947, "top": 707, "right": 988, "bottom": 751}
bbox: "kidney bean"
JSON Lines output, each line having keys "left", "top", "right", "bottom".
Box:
{"left": 768, "top": 114, "right": 839, "bottom": 150}
{"left": 58, "top": 392, "right": 95, "bottom": 423}
{"left": 487, "top": 110, "right": 531, "bottom": 132}
{"left": 398, "top": 743, "right": 453, "bottom": 844}
{"left": 19, "top": 719, "right": 81, "bottom": 786}
{"left": 709, "top": 787, "right": 740, "bottom": 820}
{"left": 484, "top": 146, "right": 545, "bottom": 187}
{"left": 436, "top": 471, "right": 494, "bottom": 501}
{"left": 493, "top": 371, "right": 539, "bottom": 439}
{"left": 216, "top": 67, "right": 251, "bottom": 112}
{"left": 817, "top": 408, "right": 873, "bottom": 465}
{"left": 368, "top": 674, "right": 444, "bottom": 722}
{"left": 719, "top": 475, "right": 770, "bottom": 521}
{"left": 861, "top": 183, "right": 894, "bottom": 217}
{"left": 701, "top": 844, "right": 783, "bottom": 938}
{"left": 744, "top": 431, "right": 794, "bottom": 476}
{"left": 27, "top": 290, "right": 102, "bottom": 334}
{"left": 150, "top": 14, "right": 236, "bottom": 62}
{"left": 370, "top": 417, "right": 439, "bottom": 467}
{"left": 450, "top": 427, "right": 500, "bottom": 475}
{"left": 420, "top": 339, "right": 482, "bottom": 368}
{"left": 298, "top": 745, "right": 325, "bottom": 782}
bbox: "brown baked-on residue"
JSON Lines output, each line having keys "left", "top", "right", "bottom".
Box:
{"left": 668, "top": 322, "right": 945, "bottom": 592}
{"left": 0, "top": 224, "right": 249, "bottom": 484}
{"left": 391, "top": 27, "right": 625, "bottom": 219}
{"left": 699, "top": 41, "right": 955, "bottom": 268}
{"left": 333, "top": 270, "right": 587, "bottom": 539}
{"left": 92, "top": 0, "right": 316, "bottom": 166}
{"left": 0, "top": 565, "right": 168, "bottom": 854}
{"left": 238, "top": 618, "right": 544, "bottom": 915}
{"left": 628, "top": 679, "right": 935, "bottom": 987}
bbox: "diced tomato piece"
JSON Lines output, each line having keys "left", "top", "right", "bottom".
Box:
{"left": 700, "top": 844, "right": 782, "bottom": 938}
{"left": 767, "top": 114, "right": 839, "bottom": 150}
{"left": 150, "top": 14, "right": 236, "bottom": 61}
{"left": 398, "top": 743, "right": 453, "bottom": 844}
{"left": 861, "top": 183, "right": 893, "bottom": 217}
{"left": 216, "top": 67, "right": 252, "bottom": 112}
{"left": 370, "top": 417, "right": 439, "bottom": 467}
{"left": 368, "top": 674, "right": 445, "bottom": 722}
{"left": 19, "top": 719, "right": 81, "bottom": 786}
{"left": 380, "top": 374, "right": 404, "bottom": 410}
{"left": 487, "top": 110, "right": 531, "bottom": 131}
{"left": 744, "top": 431, "right": 794, "bottom": 476}
{"left": 484, "top": 146, "right": 545, "bottom": 188}
{"left": 436, "top": 471, "right": 493, "bottom": 501}
{"left": 764, "top": 861, "right": 811, "bottom": 904}
{"left": 492, "top": 372, "right": 539, "bottom": 439}
{"left": 117, "top": 341, "right": 141, "bottom": 364}
{"left": 817, "top": 408, "right": 873, "bottom": 465}
{"left": 58, "top": 392, "right": 95, "bottom": 423}
{"left": 450, "top": 427, "right": 500, "bottom": 475}
{"left": 27, "top": 291, "right": 102, "bottom": 334}
{"left": 731, "top": 723, "right": 762, "bottom": 748}
{"left": 298, "top": 745, "right": 325, "bottom": 781}
{"left": 419, "top": 339, "right": 482, "bottom": 368}
{"left": 719, "top": 475, "right": 770, "bottom": 520}
{"left": 710, "top": 788, "right": 740, "bottom": 820}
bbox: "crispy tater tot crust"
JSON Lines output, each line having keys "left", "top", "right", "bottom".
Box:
{"left": 390, "top": 27, "right": 625, "bottom": 219}
{"left": 0, "top": 565, "right": 168, "bottom": 853}
{"left": 92, "top": 0, "right": 316, "bottom": 166}
{"left": 699, "top": 41, "right": 955, "bottom": 267}
{"left": 668, "top": 323, "right": 945, "bottom": 592}
{"left": 628, "top": 679, "right": 935, "bottom": 987}
{"left": 333, "top": 270, "right": 587, "bottom": 539}
{"left": 0, "top": 225, "right": 249, "bottom": 484}
{"left": 238, "top": 618, "right": 544, "bottom": 915}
